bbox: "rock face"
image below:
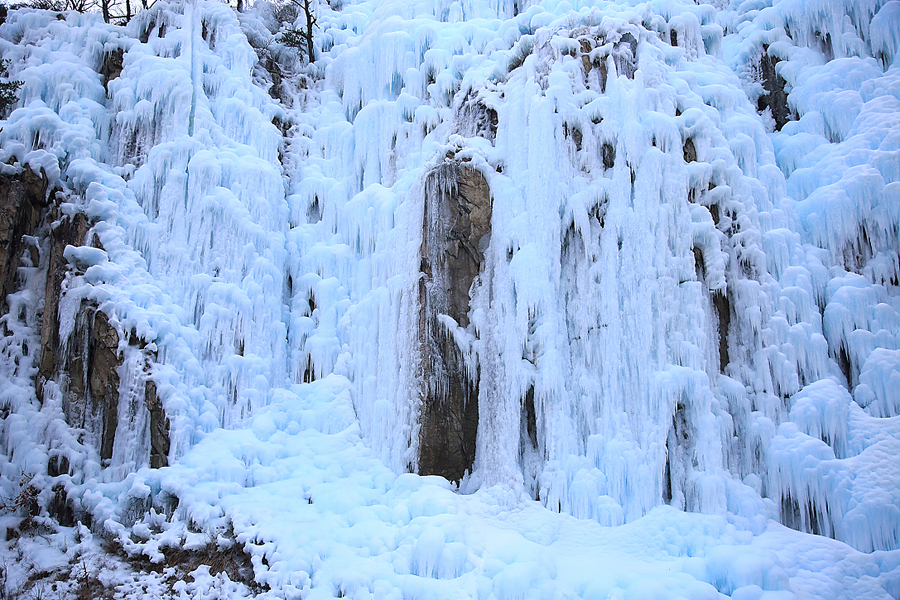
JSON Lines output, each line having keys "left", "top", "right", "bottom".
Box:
{"left": 0, "top": 168, "right": 49, "bottom": 315}
{"left": 46, "top": 297, "right": 169, "bottom": 469}
{"left": 683, "top": 138, "right": 697, "bottom": 163}
{"left": 456, "top": 92, "right": 498, "bottom": 142}
{"left": 37, "top": 211, "right": 89, "bottom": 400}
{"left": 62, "top": 304, "right": 121, "bottom": 462}
{"left": 146, "top": 378, "right": 169, "bottom": 469}
{"left": 417, "top": 162, "right": 491, "bottom": 482}
{"left": 0, "top": 166, "right": 170, "bottom": 471}
{"left": 757, "top": 51, "right": 791, "bottom": 131}
{"left": 100, "top": 48, "right": 124, "bottom": 90}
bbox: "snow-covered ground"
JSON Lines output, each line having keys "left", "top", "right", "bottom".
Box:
{"left": 0, "top": 0, "right": 898, "bottom": 597}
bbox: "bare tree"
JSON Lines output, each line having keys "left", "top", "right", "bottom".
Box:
{"left": 297, "top": 0, "right": 315, "bottom": 62}
{"left": 67, "top": 0, "right": 92, "bottom": 11}
{"left": 103, "top": 0, "right": 149, "bottom": 25}
{"left": 277, "top": 0, "right": 316, "bottom": 62}
{"left": 24, "top": 0, "right": 67, "bottom": 10}
{"left": 16, "top": 0, "right": 135, "bottom": 21}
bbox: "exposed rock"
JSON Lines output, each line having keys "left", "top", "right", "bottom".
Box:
{"left": 145, "top": 377, "right": 168, "bottom": 468}
{"left": 61, "top": 304, "right": 120, "bottom": 462}
{"left": 579, "top": 38, "right": 592, "bottom": 76}
{"left": 58, "top": 304, "right": 170, "bottom": 468}
{"left": 417, "top": 161, "right": 491, "bottom": 482}
{"left": 836, "top": 343, "right": 853, "bottom": 390}
{"left": 456, "top": 91, "right": 498, "bottom": 142}
{"left": 31, "top": 209, "right": 170, "bottom": 469}
{"left": 709, "top": 202, "right": 720, "bottom": 226}
{"left": 0, "top": 168, "right": 49, "bottom": 315}
{"left": 756, "top": 50, "right": 792, "bottom": 131}
{"left": 693, "top": 246, "right": 705, "bottom": 280}
{"left": 37, "top": 211, "right": 90, "bottom": 401}
{"left": 100, "top": 48, "right": 125, "bottom": 90}
{"left": 602, "top": 142, "right": 616, "bottom": 170}
{"left": 683, "top": 138, "right": 696, "bottom": 163}
{"left": 815, "top": 31, "right": 834, "bottom": 62}
{"left": 663, "top": 400, "right": 694, "bottom": 508}
{"left": 520, "top": 385, "right": 537, "bottom": 453}
{"left": 262, "top": 56, "right": 285, "bottom": 103}
{"left": 613, "top": 32, "right": 637, "bottom": 79}
{"left": 519, "top": 385, "right": 541, "bottom": 498}
{"left": 139, "top": 17, "right": 160, "bottom": 44}
{"left": 579, "top": 31, "right": 629, "bottom": 92}
{"left": 49, "top": 483, "right": 75, "bottom": 527}
{"left": 713, "top": 290, "right": 731, "bottom": 373}
{"left": 564, "top": 123, "right": 582, "bottom": 152}
{"left": 693, "top": 245, "right": 731, "bottom": 373}
{"left": 598, "top": 57, "right": 609, "bottom": 92}
{"left": 841, "top": 224, "right": 874, "bottom": 274}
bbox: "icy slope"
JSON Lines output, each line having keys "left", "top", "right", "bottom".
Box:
{"left": 0, "top": 0, "right": 289, "bottom": 477}
{"left": 0, "top": 0, "right": 898, "bottom": 597}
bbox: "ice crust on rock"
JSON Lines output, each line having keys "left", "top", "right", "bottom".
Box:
{"left": 0, "top": 0, "right": 898, "bottom": 597}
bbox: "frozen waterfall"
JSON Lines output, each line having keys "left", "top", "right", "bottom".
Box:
{"left": 0, "top": 0, "right": 898, "bottom": 597}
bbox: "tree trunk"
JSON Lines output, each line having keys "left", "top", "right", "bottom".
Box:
{"left": 304, "top": 0, "right": 314, "bottom": 62}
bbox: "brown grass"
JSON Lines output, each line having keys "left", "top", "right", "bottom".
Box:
{"left": 105, "top": 536, "right": 264, "bottom": 595}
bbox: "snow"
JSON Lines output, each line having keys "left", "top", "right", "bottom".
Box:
{"left": 0, "top": 0, "right": 898, "bottom": 597}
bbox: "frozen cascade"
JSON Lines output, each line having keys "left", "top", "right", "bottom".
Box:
{"left": 0, "top": 0, "right": 898, "bottom": 597}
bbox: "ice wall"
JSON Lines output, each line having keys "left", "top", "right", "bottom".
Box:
{"left": 0, "top": 0, "right": 289, "bottom": 490}
{"left": 299, "top": 0, "right": 900, "bottom": 549}
{"left": 0, "top": 0, "right": 897, "bottom": 580}
{"left": 721, "top": 0, "right": 900, "bottom": 553}
{"left": 311, "top": 0, "right": 770, "bottom": 522}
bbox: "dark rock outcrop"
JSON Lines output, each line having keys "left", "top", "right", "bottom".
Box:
{"left": 49, "top": 300, "right": 170, "bottom": 469}
{"left": 663, "top": 400, "right": 694, "bottom": 507}
{"left": 613, "top": 32, "right": 638, "bottom": 80}
{"left": 456, "top": 91, "right": 498, "bottom": 142}
{"left": 579, "top": 38, "right": 592, "bottom": 77}
{"left": 0, "top": 169, "right": 171, "bottom": 471}
{"left": 37, "top": 211, "right": 90, "bottom": 400}
{"left": 146, "top": 378, "right": 169, "bottom": 468}
{"left": 712, "top": 290, "right": 731, "bottom": 373}
{"left": 0, "top": 168, "right": 49, "bottom": 315}
{"left": 693, "top": 245, "right": 732, "bottom": 373}
{"left": 578, "top": 34, "right": 612, "bottom": 92}
{"left": 602, "top": 142, "right": 616, "bottom": 170}
{"left": 756, "top": 50, "right": 792, "bottom": 131}
{"left": 100, "top": 48, "right": 125, "bottom": 90}
{"left": 683, "top": 138, "right": 696, "bottom": 163}
{"left": 60, "top": 304, "right": 121, "bottom": 462}
{"left": 417, "top": 161, "right": 491, "bottom": 482}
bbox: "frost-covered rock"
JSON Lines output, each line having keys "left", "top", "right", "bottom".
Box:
{"left": 417, "top": 160, "right": 491, "bottom": 482}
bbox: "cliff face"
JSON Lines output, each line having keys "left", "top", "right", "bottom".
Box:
{"left": 0, "top": 168, "right": 48, "bottom": 316}
{"left": 417, "top": 161, "right": 491, "bottom": 482}
{"left": 0, "top": 164, "right": 169, "bottom": 478}
{"left": 0, "top": 0, "right": 899, "bottom": 597}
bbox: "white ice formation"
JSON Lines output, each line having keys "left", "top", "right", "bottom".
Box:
{"left": 0, "top": 0, "right": 898, "bottom": 597}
